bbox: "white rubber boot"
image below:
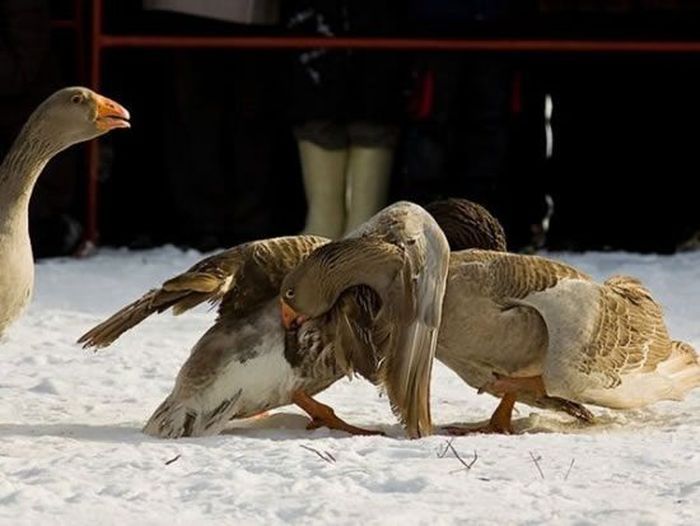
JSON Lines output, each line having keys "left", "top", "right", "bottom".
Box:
{"left": 344, "top": 146, "right": 394, "bottom": 235}
{"left": 298, "top": 140, "right": 348, "bottom": 239}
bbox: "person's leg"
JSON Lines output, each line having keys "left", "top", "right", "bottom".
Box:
{"left": 295, "top": 121, "right": 348, "bottom": 239}
{"left": 344, "top": 122, "right": 397, "bottom": 234}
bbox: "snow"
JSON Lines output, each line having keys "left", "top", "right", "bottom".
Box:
{"left": 1, "top": 246, "right": 699, "bottom": 525}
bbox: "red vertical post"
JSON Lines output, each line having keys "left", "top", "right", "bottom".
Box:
{"left": 74, "top": 0, "right": 85, "bottom": 83}
{"left": 85, "top": 0, "right": 103, "bottom": 247}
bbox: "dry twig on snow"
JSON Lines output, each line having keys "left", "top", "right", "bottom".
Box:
{"left": 529, "top": 451, "right": 545, "bottom": 479}
{"left": 438, "top": 438, "right": 478, "bottom": 473}
{"left": 300, "top": 444, "right": 336, "bottom": 464}
{"left": 564, "top": 458, "right": 576, "bottom": 481}
{"left": 164, "top": 454, "right": 181, "bottom": 466}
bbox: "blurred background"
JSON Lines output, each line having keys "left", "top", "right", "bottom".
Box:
{"left": 1, "top": 0, "right": 699, "bottom": 258}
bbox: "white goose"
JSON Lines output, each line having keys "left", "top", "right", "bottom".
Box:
{"left": 1, "top": 87, "right": 129, "bottom": 337}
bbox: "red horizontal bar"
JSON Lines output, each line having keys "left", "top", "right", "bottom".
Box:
{"left": 50, "top": 19, "right": 78, "bottom": 29}
{"left": 97, "top": 35, "right": 700, "bottom": 53}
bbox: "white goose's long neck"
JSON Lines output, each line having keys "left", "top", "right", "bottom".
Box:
{"left": 0, "top": 121, "right": 60, "bottom": 241}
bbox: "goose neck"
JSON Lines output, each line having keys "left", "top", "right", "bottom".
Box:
{"left": 0, "top": 123, "right": 58, "bottom": 234}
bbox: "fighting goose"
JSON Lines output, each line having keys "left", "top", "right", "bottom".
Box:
{"left": 79, "top": 235, "right": 369, "bottom": 437}
{"left": 1, "top": 87, "right": 129, "bottom": 337}
{"left": 282, "top": 200, "right": 593, "bottom": 431}
{"left": 79, "top": 202, "right": 450, "bottom": 439}
{"left": 81, "top": 198, "right": 597, "bottom": 437}
{"left": 281, "top": 201, "right": 451, "bottom": 438}
{"left": 438, "top": 249, "right": 700, "bottom": 434}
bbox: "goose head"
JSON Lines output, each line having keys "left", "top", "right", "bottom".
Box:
{"left": 280, "top": 238, "right": 401, "bottom": 330}
{"left": 280, "top": 246, "right": 337, "bottom": 329}
{"left": 27, "top": 87, "right": 130, "bottom": 151}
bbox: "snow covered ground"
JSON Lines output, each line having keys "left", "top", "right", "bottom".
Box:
{"left": 1, "top": 247, "right": 699, "bottom": 525}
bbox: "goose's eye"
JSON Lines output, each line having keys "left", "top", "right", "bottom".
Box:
{"left": 284, "top": 288, "right": 295, "bottom": 300}
{"left": 71, "top": 94, "right": 84, "bottom": 104}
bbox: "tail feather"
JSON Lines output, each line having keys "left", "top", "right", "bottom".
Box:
{"left": 143, "top": 389, "right": 243, "bottom": 438}
{"left": 659, "top": 340, "right": 700, "bottom": 399}
{"left": 594, "top": 339, "right": 700, "bottom": 408}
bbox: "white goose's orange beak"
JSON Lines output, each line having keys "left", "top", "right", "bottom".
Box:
{"left": 280, "top": 299, "right": 307, "bottom": 330}
{"left": 94, "top": 93, "right": 130, "bottom": 130}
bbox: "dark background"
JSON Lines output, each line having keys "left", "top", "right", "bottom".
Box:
{"left": 1, "top": 0, "right": 699, "bottom": 257}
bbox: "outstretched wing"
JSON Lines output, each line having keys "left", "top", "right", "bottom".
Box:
{"left": 78, "top": 235, "right": 328, "bottom": 349}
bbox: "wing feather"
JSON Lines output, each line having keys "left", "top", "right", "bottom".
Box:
{"left": 372, "top": 203, "right": 450, "bottom": 438}
{"left": 78, "top": 235, "right": 328, "bottom": 349}
{"left": 463, "top": 251, "right": 678, "bottom": 401}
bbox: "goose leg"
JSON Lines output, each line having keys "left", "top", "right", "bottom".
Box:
{"left": 478, "top": 373, "right": 547, "bottom": 398}
{"left": 444, "top": 393, "right": 516, "bottom": 435}
{"left": 292, "top": 390, "right": 384, "bottom": 436}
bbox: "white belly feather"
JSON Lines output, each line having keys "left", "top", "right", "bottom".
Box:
{"left": 143, "top": 302, "right": 336, "bottom": 438}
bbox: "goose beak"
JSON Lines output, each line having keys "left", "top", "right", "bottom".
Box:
{"left": 280, "top": 299, "right": 307, "bottom": 330}
{"left": 94, "top": 93, "right": 130, "bottom": 130}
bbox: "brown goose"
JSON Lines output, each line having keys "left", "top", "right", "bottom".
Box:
{"left": 425, "top": 200, "right": 593, "bottom": 428}
{"left": 1, "top": 87, "right": 129, "bottom": 337}
{"left": 79, "top": 236, "right": 382, "bottom": 438}
{"left": 282, "top": 199, "right": 590, "bottom": 429}
{"left": 280, "top": 201, "right": 451, "bottom": 438}
{"left": 438, "top": 249, "right": 700, "bottom": 434}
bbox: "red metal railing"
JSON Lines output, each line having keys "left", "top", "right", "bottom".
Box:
{"left": 98, "top": 35, "right": 700, "bottom": 53}
{"left": 85, "top": 0, "right": 700, "bottom": 246}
